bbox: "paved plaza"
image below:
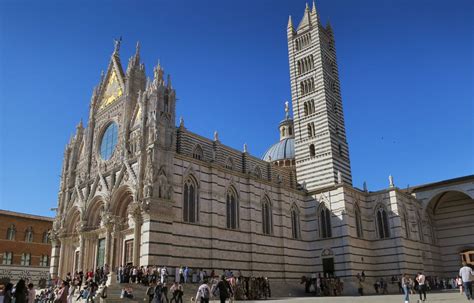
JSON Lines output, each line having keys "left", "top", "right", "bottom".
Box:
{"left": 241, "top": 291, "right": 468, "bottom": 303}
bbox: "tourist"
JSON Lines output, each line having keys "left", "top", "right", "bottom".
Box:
{"left": 146, "top": 282, "right": 156, "bottom": 303}
{"left": 214, "top": 275, "right": 232, "bottom": 303}
{"left": 14, "top": 280, "right": 27, "bottom": 303}
{"left": 169, "top": 282, "right": 183, "bottom": 303}
{"left": 457, "top": 276, "right": 464, "bottom": 295}
{"left": 195, "top": 280, "right": 211, "bottom": 303}
{"left": 55, "top": 281, "right": 69, "bottom": 303}
{"left": 459, "top": 262, "right": 473, "bottom": 300}
{"left": 183, "top": 267, "right": 189, "bottom": 284}
{"left": 26, "top": 283, "right": 35, "bottom": 303}
{"left": 161, "top": 266, "right": 168, "bottom": 284}
{"left": 161, "top": 283, "right": 169, "bottom": 303}
{"left": 151, "top": 283, "right": 162, "bottom": 303}
{"left": 0, "top": 283, "right": 5, "bottom": 303}
{"left": 416, "top": 272, "right": 427, "bottom": 301}
{"left": 401, "top": 273, "right": 410, "bottom": 303}
{"left": 356, "top": 274, "right": 364, "bottom": 296}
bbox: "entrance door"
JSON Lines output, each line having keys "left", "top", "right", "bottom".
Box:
{"left": 322, "top": 257, "right": 335, "bottom": 277}
{"left": 124, "top": 239, "right": 133, "bottom": 265}
{"left": 96, "top": 238, "right": 106, "bottom": 268}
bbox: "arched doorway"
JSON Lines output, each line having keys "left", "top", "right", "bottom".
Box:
{"left": 427, "top": 190, "right": 474, "bottom": 276}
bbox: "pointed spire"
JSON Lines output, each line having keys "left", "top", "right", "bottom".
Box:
{"left": 113, "top": 36, "right": 122, "bottom": 56}
{"left": 135, "top": 41, "right": 141, "bottom": 56}
{"left": 167, "top": 74, "right": 172, "bottom": 89}
{"left": 287, "top": 15, "right": 293, "bottom": 29}
{"left": 312, "top": 0, "right": 317, "bottom": 14}
{"left": 76, "top": 119, "right": 83, "bottom": 130}
{"left": 305, "top": 2, "right": 310, "bottom": 11}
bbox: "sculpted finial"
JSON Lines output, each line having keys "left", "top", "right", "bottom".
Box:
{"left": 284, "top": 101, "right": 290, "bottom": 119}
{"left": 113, "top": 36, "right": 122, "bottom": 55}
{"left": 214, "top": 131, "right": 219, "bottom": 142}
{"left": 243, "top": 143, "right": 248, "bottom": 153}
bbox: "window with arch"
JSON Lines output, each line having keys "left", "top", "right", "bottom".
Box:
{"left": 42, "top": 230, "right": 50, "bottom": 243}
{"left": 376, "top": 205, "right": 390, "bottom": 239}
{"left": 192, "top": 145, "right": 203, "bottom": 160}
{"left": 225, "top": 158, "right": 234, "bottom": 170}
{"left": 20, "top": 253, "right": 31, "bottom": 266}
{"left": 100, "top": 122, "right": 119, "bottom": 160}
{"left": 25, "top": 227, "right": 33, "bottom": 243}
{"left": 262, "top": 197, "right": 273, "bottom": 235}
{"left": 2, "top": 252, "right": 12, "bottom": 265}
{"left": 6, "top": 224, "right": 15, "bottom": 240}
{"left": 307, "top": 122, "right": 315, "bottom": 137}
{"left": 309, "top": 144, "right": 315, "bottom": 157}
{"left": 183, "top": 177, "right": 199, "bottom": 223}
{"left": 417, "top": 213, "right": 424, "bottom": 242}
{"left": 291, "top": 205, "right": 301, "bottom": 239}
{"left": 319, "top": 205, "right": 332, "bottom": 238}
{"left": 354, "top": 204, "right": 363, "bottom": 238}
{"left": 226, "top": 188, "right": 239, "bottom": 229}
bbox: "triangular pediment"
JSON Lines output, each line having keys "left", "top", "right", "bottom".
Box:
{"left": 98, "top": 56, "right": 125, "bottom": 110}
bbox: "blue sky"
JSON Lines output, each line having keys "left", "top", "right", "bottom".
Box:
{"left": 0, "top": 0, "right": 472, "bottom": 217}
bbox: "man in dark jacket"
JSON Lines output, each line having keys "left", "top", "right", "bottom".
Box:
{"left": 215, "top": 276, "right": 232, "bottom": 303}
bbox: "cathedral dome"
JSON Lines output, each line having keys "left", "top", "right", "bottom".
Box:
{"left": 262, "top": 137, "right": 295, "bottom": 162}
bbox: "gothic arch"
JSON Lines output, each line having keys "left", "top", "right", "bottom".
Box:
{"left": 226, "top": 185, "right": 239, "bottom": 229}
{"left": 374, "top": 203, "right": 390, "bottom": 239}
{"left": 110, "top": 185, "right": 135, "bottom": 220}
{"left": 290, "top": 203, "right": 301, "bottom": 239}
{"left": 261, "top": 195, "right": 273, "bottom": 235}
{"left": 84, "top": 196, "right": 107, "bottom": 229}
{"left": 192, "top": 144, "right": 204, "bottom": 160}
{"left": 183, "top": 174, "right": 199, "bottom": 223}
{"left": 64, "top": 206, "right": 81, "bottom": 234}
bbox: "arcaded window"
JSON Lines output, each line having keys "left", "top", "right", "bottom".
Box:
{"left": 20, "top": 253, "right": 31, "bottom": 266}
{"left": 262, "top": 197, "right": 273, "bottom": 235}
{"left": 6, "top": 224, "right": 15, "bottom": 240}
{"left": 319, "top": 205, "right": 332, "bottom": 238}
{"left": 25, "top": 227, "right": 33, "bottom": 243}
{"left": 376, "top": 206, "right": 390, "bottom": 239}
{"left": 226, "top": 188, "right": 239, "bottom": 229}
{"left": 225, "top": 157, "right": 233, "bottom": 170}
{"left": 2, "top": 252, "right": 12, "bottom": 265}
{"left": 355, "top": 204, "right": 363, "bottom": 238}
{"left": 309, "top": 144, "right": 315, "bottom": 157}
{"left": 192, "top": 145, "right": 203, "bottom": 160}
{"left": 39, "top": 255, "right": 49, "bottom": 267}
{"left": 183, "top": 177, "right": 199, "bottom": 223}
{"left": 291, "top": 205, "right": 301, "bottom": 239}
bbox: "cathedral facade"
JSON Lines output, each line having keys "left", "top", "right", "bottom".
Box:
{"left": 51, "top": 3, "right": 474, "bottom": 293}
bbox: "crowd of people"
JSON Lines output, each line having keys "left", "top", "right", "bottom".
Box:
{"left": 0, "top": 262, "right": 472, "bottom": 303}
{"left": 300, "top": 274, "right": 344, "bottom": 296}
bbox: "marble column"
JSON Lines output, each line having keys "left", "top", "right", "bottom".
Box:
{"left": 132, "top": 213, "right": 142, "bottom": 266}
{"left": 57, "top": 237, "right": 66, "bottom": 279}
{"left": 49, "top": 234, "right": 60, "bottom": 279}
{"left": 78, "top": 232, "right": 85, "bottom": 271}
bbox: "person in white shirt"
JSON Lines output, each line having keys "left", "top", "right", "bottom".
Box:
{"left": 416, "top": 272, "right": 427, "bottom": 302}
{"left": 459, "top": 262, "right": 473, "bottom": 300}
{"left": 195, "top": 281, "right": 210, "bottom": 303}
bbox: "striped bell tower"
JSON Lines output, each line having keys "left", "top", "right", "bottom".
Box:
{"left": 287, "top": 2, "right": 352, "bottom": 191}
